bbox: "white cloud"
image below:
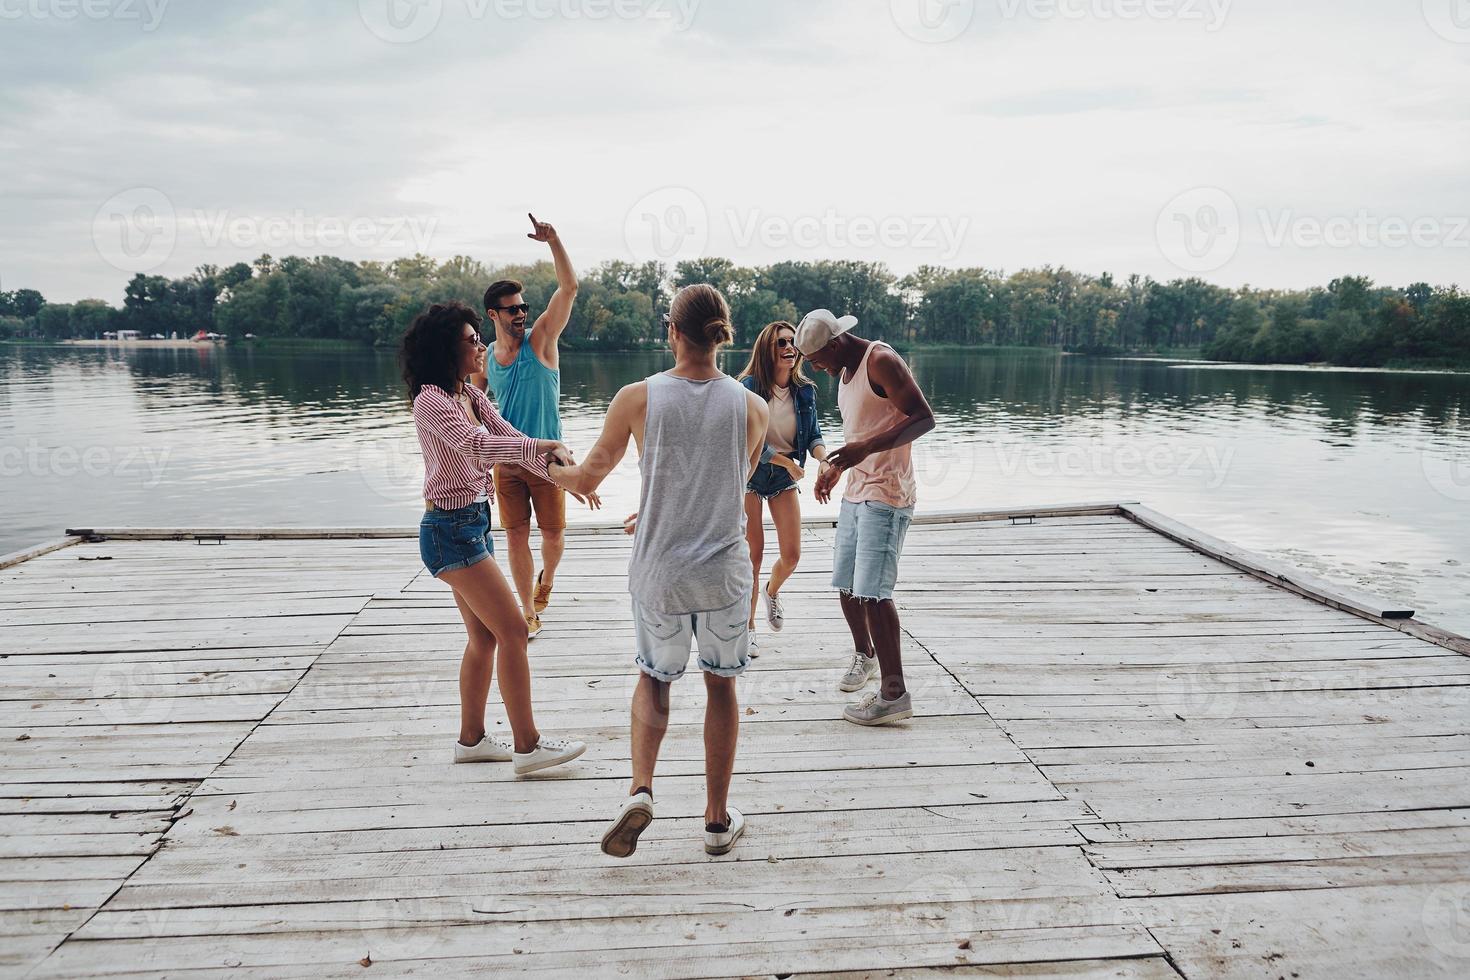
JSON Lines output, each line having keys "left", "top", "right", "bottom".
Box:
{"left": 2, "top": 0, "right": 1467, "bottom": 302}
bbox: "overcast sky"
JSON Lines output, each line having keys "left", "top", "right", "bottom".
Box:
{"left": 3, "top": 0, "right": 1468, "bottom": 303}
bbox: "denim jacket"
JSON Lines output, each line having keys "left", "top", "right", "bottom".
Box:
{"left": 740, "top": 376, "right": 825, "bottom": 467}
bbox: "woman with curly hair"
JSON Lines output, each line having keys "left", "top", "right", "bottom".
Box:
{"left": 736, "top": 320, "right": 832, "bottom": 641}
{"left": 401, "top": 300, "right": 589, "bottom": 775}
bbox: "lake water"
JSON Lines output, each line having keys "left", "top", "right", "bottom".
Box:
{"left": 3, "top": 343, "right": 1467, "bottom": 635}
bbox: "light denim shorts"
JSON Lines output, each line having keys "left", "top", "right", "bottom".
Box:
{"left": 632, "top": 597, "right": 750, "bottom": 683}
{"left": 832, "top": 499, "right": 915, "bottom": 601}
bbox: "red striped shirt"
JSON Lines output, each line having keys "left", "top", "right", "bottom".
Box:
{"left": 413, "top": 383, "right": 550, "bottom": 509}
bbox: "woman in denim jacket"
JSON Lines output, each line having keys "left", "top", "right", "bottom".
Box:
{"left": 737, "top": 320, "right": 832, "bottom": 641}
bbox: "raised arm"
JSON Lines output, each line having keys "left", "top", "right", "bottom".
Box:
{"left": 546, "top": 382, "right": 644, "bottom": 497}
{"left": 528, "top": 213, "right": 577, "bottom": 353}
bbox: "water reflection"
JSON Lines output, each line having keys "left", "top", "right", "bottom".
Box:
{"left": 2, "top": 343, "right": 1466, "bottom": 633}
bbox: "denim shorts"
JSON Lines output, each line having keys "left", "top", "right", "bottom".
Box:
{"left": 419, "top": 501, "right": 495, "bottom": 578}
{"left": 746, "top": 461, "right": 797, "bottom": 500}
{"left": 632, "top": 597, "right": 750, "bottom": 683}
{"left": 832, "top": 499, "right": 915, "bottom": 601}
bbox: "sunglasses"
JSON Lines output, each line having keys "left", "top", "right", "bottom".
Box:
{"left": 775, "top": 337, "right": 796, "bottom": 350}
{"left": 464, "top": 334, "right": 487, "bottom": 348}
{"left": 492, "top": 303, "right": 531, "bottom": 315}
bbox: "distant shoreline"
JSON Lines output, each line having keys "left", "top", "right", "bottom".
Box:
{"left": 61, "top": 339, "right": 225, "bottom": 349}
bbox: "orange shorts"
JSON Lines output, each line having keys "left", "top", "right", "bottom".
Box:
{"left": 493, "top": 464, "right": 567, "bottom": 532}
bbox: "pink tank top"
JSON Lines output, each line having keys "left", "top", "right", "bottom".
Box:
{"left": 837, "top": 342, "right": 917, "bottom": 509}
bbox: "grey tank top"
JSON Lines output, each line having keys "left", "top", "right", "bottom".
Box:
{"left": 627, "top": 371, "right": 753, "bottom": 614}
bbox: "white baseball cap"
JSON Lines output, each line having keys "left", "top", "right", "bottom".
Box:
{"left": 795, "top": 309, "right": 859, "bottom": 356}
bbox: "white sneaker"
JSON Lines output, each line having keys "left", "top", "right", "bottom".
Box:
{"left": 843, "top": 690, "right": 913, "bottom": 727}
{"left": 453, "top": 736, "right": 513, "bottom": 763}
{"left": 704, "top": 805, "right": 746, "bottom": 856}
{"left": 601, "top": 790, "right": 654, "bottom": 858}
{"left": 763, "top": 587, "right": 785, "bottom": 632}
{"left": 839, "top": 652, "right": 879, "bottom": 693}
{"left": 748, "top": 632, "right": 760, "bottom": 659}
{"left": 512, "top": 736, "right": 586, "bottom": 775}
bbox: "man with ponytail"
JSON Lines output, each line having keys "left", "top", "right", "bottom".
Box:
{"left": 546, "top": 284, "right": 768, "bottom": 858}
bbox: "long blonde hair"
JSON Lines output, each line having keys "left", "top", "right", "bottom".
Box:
{"left": 737, "top": 321, "right": 814, "bottom": 400}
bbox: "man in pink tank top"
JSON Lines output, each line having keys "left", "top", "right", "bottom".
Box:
{"left": 798, "top": 310, "right": 936, "bottom": 727}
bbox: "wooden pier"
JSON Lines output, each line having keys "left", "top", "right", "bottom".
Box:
{"left": 2, "top": 505, "right": 1468, "bottom": 978}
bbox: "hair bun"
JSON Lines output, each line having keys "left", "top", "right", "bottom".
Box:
{"left": 703, "top": 318, "right": 733, "bottom": 345}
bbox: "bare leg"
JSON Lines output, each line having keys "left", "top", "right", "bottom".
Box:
{"left": 539, "top": 527, "right": 565, "bottom": 590}
{"left": 450, "top": 590, "right": 496, "bottom": 746}
{"left": 503, "top": 524, "right": 536, "bottom": 620}
{"left": 865, "top": 598, "right": 906, "bottom": 700}
{"left": 630, "top": 672, "right": 671, "bottom": 795}
{"left": 439, "top": 559, "right": 540, "bottom": 753}
{"left": 765, "top": 489, "right": 802, "bottom": 598}
{"left": 839, "top": 590, "right": 875, "bottom": 657}
{"left": 703, "top": 673, "right": 739, "bottom": 824}
{"left": 743, "top": 492, "right": 764, "bottom": 630}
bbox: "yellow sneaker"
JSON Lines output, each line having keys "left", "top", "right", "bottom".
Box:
{"left": 534, "top": 569, "right": 553, "bottom": 614}
{"left": 526, "top": 613, "right": 543, "bottom": 639}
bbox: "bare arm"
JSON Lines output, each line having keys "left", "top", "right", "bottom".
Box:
{"left": 745, "top": 390, "right": 770, "bottom": 482}
{"left": 528, "top": 214, "right": 577, "bottom": 357}
{"left": 546, "top": 382, "right": 644, "bottom": 497}
{"left": 826, "top": 347, "right": 934, "bottom": 470}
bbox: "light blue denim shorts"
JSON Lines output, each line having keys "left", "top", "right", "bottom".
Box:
{"left": 832, "top": 499, "right": 915, "bottom": 601}
{"left": 632, "top": 597, "right": 750, "bottom": 683}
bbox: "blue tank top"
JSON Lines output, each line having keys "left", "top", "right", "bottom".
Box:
{"left": 484, "top": 330, "right": 562, "bottom": 442}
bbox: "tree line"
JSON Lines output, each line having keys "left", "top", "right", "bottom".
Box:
{"left": 4, "top": 256, "right": 1467, "bottom": 368}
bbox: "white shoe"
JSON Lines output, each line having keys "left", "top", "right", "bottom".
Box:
{"left": 748, "top": 632, "right": 760, "bottom": 659}
{"left": 704, "top": 805, "right": 746, "bottom": 856}
{"left": 453, "top": 736, "right": 513, "bottom": 763}
{"left": 839, "top": 651, "right": 879, "bottom": 693}
{"left": 512, "top": 736, "right": 586, "bottom": 775}
{"left": 601, "top": 790, "right": 654, "bottom": 858}
{"left": 763, "top": 587, "right": 785, "bottom": 632}
{"left": 843, "top": 690, "right": 914, "bottom": 727}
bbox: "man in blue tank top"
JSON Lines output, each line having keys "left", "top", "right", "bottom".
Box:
{"left": 476, "top": 214, "right": 579, "bottom": 639}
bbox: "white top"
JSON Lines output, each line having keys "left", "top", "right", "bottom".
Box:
{"left": 766, "top": 385, "right": 797, "bottom": 454}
